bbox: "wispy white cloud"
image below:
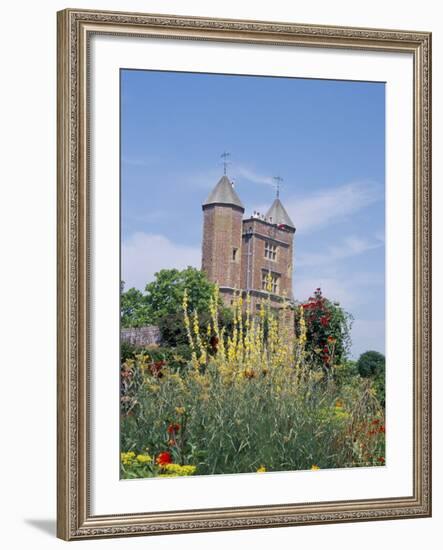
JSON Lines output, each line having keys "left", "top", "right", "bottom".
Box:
{"left": 122, "top": 232, "right": 201, "bottom": 290}
{"left": 233, "top": 166, "right": 274, "bottom": 187}
{"left": 182, "top": 164, "right": 275, "bottom": 191}
{"left": 297, "top": 235, "right": 383, "bottom": 268}
{"left": 253, "top": 181, "right": 383, "bottom": 234}
{"left": 288, "top": 181, "right": 383, "bottom": 234}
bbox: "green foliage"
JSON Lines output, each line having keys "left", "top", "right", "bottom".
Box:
{"left": 144, "top": 345, "right": 193, "bottom": 372}
{"left": 120, "top": 451, "right": 197, "bottom": 479}
{"left": 357, "top": 351, "right": 385, "bottom": 406}
{"left": 121, "top": 268, "right": 218, "bottom": 329}
{"left": 120, "top": 286, "right": 152, "bottom": 328}
{"left": 145, "top": 267, "right": 217, "bottom": 321}
{"left": 158, "top": 307, "right": 234, "bottom": 349}
{"left": 157, "top": 312, "right": 190, "bottom": 348}
{"left": 333, "top": 359, "right": 360, "bottom": 388}
{"left": 357, "top": 350, "right": 385, "bottom": 377}
{"left": 120, "top": 340, "right": 140, "bottom": 362}
{"left": 294, "top": 288, "right": 353, "bottom": 369}
{"left": 121, "top": 359, "right": 385, "bottom": 474}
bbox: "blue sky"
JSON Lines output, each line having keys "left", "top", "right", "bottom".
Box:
{"left": 121, "top": 69, "right": 385, "bottom": 358}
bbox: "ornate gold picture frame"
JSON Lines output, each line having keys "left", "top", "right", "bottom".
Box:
{"left": 57, "top": 8, "right": 431, "bottom": 540}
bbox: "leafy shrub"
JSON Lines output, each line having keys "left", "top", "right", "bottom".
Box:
{"left": 294, "top": 288, "right": 352, "bottom": 370}
{"left": 158, "top": 307, "right": 234, "bottom": 349}
{"left": 120, "top": 340, "right": 141, "bottom": 362}
{"left": 357, "top": 350, "right": 385, "bottom": 377}
{"left": 357, "top": 351, "right": 385, "bottom": 405}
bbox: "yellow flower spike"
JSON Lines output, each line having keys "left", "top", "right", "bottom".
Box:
{"left": 257, "top": 465, "right": 266, "bottom": 473}
{"left": 259, "top": 303, "right": 265, "bottom": 319}
{"left": 311, "top": 464, "right": 320, "bottom": 471}
{"left": 192, "top": 310, "right": 199, "bottom": 335}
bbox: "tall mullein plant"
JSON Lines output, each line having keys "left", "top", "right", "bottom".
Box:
{"left": 182, "top": 281, "right": 307, "bottom": 388}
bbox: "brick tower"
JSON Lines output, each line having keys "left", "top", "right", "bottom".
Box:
{"left": 241, "top": 197, "right": 296, "bottom": 312}
{"left": 201, "top": 168, "right": 296, "bottom": 330}
{"left": 201, "top": 175, "right": 245, "bottom": 306}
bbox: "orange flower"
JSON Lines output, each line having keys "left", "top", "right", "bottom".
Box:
{"left": 243, "top": 369, "right": 256, "bottom": 379}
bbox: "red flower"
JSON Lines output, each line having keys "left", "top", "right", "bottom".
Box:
{"left": 371, "top": 419, "right": 380, "bottom": 425}
{"left": 378, "top": 457, "right": 385, "bottom": 464}
{"left": 156, "top": 451, "right": 172, "bottom": 466}
{"left": 167, "top": 423, "right": 180, "bottom": 434}
{"left": 210, "top": 335, "right": 219, "bottom": 352}
{"left": 150, "top": 360, "right": 166, "bottom": 377}
{"left": 379, "top": 425, "right": 385, "bottom": 433}
{"left": 320, "top": 316, "right": 329, "bottom": 327}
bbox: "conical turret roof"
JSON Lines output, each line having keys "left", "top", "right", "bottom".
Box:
{"left": 203, "top": 176, "right": 244, "bottom": 209}
{"left": 266, "top": 198, "right": 295, "bottom": 229}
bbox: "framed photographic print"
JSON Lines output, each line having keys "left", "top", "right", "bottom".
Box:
{"left": 57, "top": 8, "right": 432, "bottom": 540}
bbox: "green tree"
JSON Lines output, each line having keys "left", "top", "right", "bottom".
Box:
{"left": 120, "top": 286, "right": 152, "bottom": 328}
{"left": 357, "top": 350, "right": 385, "bottom": 405}
{"left": 144, "top": 267, "right": 217, "bottom": 321}
{"left": 120, "top": 268, "right": 218, "bottom": 330}
{"left": 357, "top": 350, "right": 385, "bottom": 378}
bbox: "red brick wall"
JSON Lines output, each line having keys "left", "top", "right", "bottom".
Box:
{"left": 241, "top": 218, "right": 294, "bottom": 300}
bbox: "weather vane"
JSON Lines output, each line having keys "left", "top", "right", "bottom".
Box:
{"left": 221, "top": 151, "right": 231, "bottom": 176}
{"left": 273, "top": 175, "right": 283, "bottom": 198}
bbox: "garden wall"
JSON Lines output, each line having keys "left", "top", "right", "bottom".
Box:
{"left": 121, "top": 326, "right": 162, "bottom": 347}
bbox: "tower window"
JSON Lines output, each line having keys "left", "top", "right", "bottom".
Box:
{"left": 264, "top": 241, "right": 277, "bottom": 261}
{"left": 232, "top": 247, "right": 238, "bottom": 261}
{"left": 261, "top": 270, "right": 280, "bottom": 294}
